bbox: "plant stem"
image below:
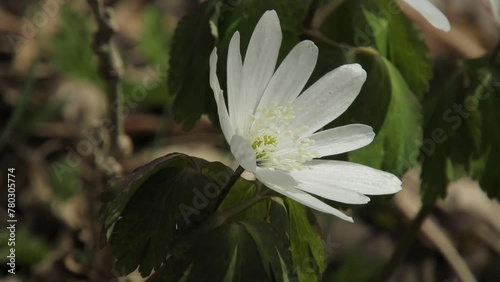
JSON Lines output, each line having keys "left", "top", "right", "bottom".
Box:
{"left": 371, "top": 201, "right": 436, "bottom": 282}
{"left": 303, "top": 29, "right": 379, "bottom": 57}
{"left": 303, "top": 0, "right": 320, "bottom": 29}
{"left": 214, "top": 166, "right": 245, "bottom": 210}
{"left": 87, "top": 0, "right": 126, "bottom": 158}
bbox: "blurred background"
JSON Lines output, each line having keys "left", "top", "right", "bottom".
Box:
{"left": 0, "top": 0, "right": 499, "bottom": 281}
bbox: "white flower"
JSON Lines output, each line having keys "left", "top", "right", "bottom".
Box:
{"left": 403, "top": 0, "right": 451, "bottom": 31}
{"left": 209, "top": 10, "right": 402, "bottom": 222}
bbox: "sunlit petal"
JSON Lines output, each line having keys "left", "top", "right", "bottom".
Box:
{"left": 291, "top": 64, "right": 367, "bottom": 136}
{"left": 258, "top": 40, "right": 318, "bottom": 107}
{"left": 256, "top": 168, "right": 354, "bottom": 222}
{"left": 309, "top": 124, "right": 375, "bottom": 157}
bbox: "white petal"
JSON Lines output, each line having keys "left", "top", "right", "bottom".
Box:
{"left": 299, "top": 160, "right": 402, "bottom": 195}
{"left": 255, "top": 168, "right": 354, "bottom": 222}
{"left": 227, "top": 32, "right": 243, "bottom": 127}
{"left": 291, "top": 64, "right": 367, "bottom": 137}
{"left": 215, "top": 92, "right": 235, "bottom": 145}
{"left": 297, "top": 180, "right": 370, "bottom": 204}
{"left": 254, "top": 167, "right": 369, "bottom": 204}
{"left": 240, "top": 10, "right": 282, "bottom": 132}
{"left": 404, "top": 0, "right": 451, "bottom": 31}
{"left": 258, "top": 40, "right": 318, "bottom": 107}
{"left": 230, "top": 135, "right": 257, "bottom": 172}
{"left": 209, "top": 48, "right": 222, "bottom": 95}
{"left": 210, "top": 49, "right": 234, "bottom": 143}
{"left": 309, "top": 124, "right": 375, "bottom": 157}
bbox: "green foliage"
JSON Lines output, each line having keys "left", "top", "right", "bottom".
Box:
{"left": 349, "top": 55, "right": 422, "bottom": 176}
{"left": 217, "top": 0, "right": 311, "bottom": 59}
{"left": 382, "top": 0, "right": 432, "bottom": 100}
{"left": 285, "top": 199, "right": 326, "bottom": 282}
{"left": 420, "top": 59, "right": 500, "bottom": 202}
{"left": 99, "top": 1, "right": 500, "bottom": 281}
{"left": 468, "top": 65, "right": 500, "bottom": 199}
{"left": 168, "top": 2, "right": 216, "bottom": 130}
{"left": 175, "top": 221, "right": 292, "bottom": 282}
{"left": 100, "top": 153, "right": 222, "bottom": 276}
{"left": 101, "top": 151, "right": 338, "bottom": 281}
{"left": 317, "top": 0, "right": 425, "bottom": 176}
{"left": 218, "top": 178, "right": 270, "bottom": 221}
{"left": 420, "top": 63, "right": 471, "bottom": 202}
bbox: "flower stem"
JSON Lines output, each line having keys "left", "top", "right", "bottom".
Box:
{"left": 371, "top": 201, "right": 436, "bottom": 282}
{"left": 214, "top": 166, "right": 245, "bottom": 210}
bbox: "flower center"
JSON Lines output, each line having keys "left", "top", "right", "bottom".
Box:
{"left": 247, "top": 103, "right": 319, "bottom": 170}
{"left": 251, "top": 134, "right": 277, "bottom": 159}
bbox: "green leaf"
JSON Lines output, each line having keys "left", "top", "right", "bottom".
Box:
{"left": 178, "top": 221, "right": 292, "bottom": 282}
{"left": 349, "top": 55, "right": 423, "bottom": 176}
{"left": 420, "top": 64, "right": 469, "bottom": 201}
{"left": 217, "top": 179, "right": 270, "bottom": 221}
{"left": 168, "top": 2, "right": 215, "bottom": 129}
{"left": 469, "top": 67, "right": 500, "bottom": 199}
{"left": 100, "top": 153, "right": 230, "bottom": 276}
{"left": 319, "top": 0, "right": 365, "bottom": 47}
{"left": 285, "top": 199, "right": 325, "bottom": 282}
{"left": 217, "top": 0, "right": 311, "bottom": 59}
{"left": 383, "top": 0, "right": 432, "bottom": 100}
{"left": 361, "top": 5, "right": 388, "bottom": 55}
{"left": 321, "top": 0, "right": 433, "bottom": 100}
{"left": 316, "top": 0, "right": 425, "bottom": 175}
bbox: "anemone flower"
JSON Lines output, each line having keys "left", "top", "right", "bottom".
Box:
{"left": 404, "top": 0, "right": 451, "bottom": 31}
{"left": 209, "top": 10, "right": 401, "bottom": 222}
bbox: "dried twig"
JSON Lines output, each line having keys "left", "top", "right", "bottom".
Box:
{"left": 87, "top": 0, "right": 126, "bottom": 159}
